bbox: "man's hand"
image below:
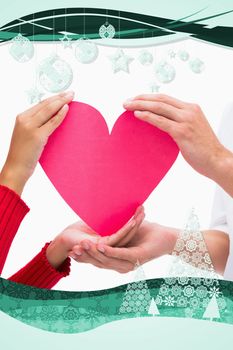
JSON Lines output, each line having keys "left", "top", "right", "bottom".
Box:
{"left": 123, "top": 94, "right": 229, "bottom": 181}
{"left": 69, "top": 221, "right": 178, "bottom": 273}
{"left": 46, "top": 206, "right": 145, "bottom": 269}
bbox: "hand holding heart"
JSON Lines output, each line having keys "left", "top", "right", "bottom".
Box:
{"left": 0, "top": 91, "right": 74, "bottom": 195}
{"left": 124, "top": 93, "right": 227, "bottom": 181}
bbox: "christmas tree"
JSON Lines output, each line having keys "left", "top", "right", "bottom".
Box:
{"left": 156, "top": 208, "right": 226, "bottom": 318}
{"left": 203, "top": 294, "right": 220, "bottom": 321}
{"left": 148, "top": 298, "right": 160, "bottom": 317}
{"left": 119, "top": 261, "right": 151, "bottom": 316}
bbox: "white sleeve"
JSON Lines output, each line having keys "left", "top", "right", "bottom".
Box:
{"left": 210, "top": 185, "right": 229, "bottom": 234}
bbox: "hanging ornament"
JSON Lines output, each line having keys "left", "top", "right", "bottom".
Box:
{"left": 149, "top": 81, "right": 161, "bottom": 93}
{"left": 37, "top": 54, "right": 73, "bottom": 93}
{"left": 26, "top": 87, "right": 44, "bottom": 104}
{"left": 9, "top": 33, "right": 34, "bottom": 63}
{"left": 75, "top": 38, "right": 99, "bottom": 64}
{"left": 178, "top": 49, "right": 190, "bottom": 62}
{"left": 167, "top": 49, "right": 176, "bottom": 59}
{"left": 109, "top": 49, "right": 134, "bottom": 74}
{"left": 155, "top": 60, "right": 176, "bottom": 83}
{"left": 59, "top": 34, "right": 73, "bottom": 49}
{"left": 138, "top": 50, "right": 153, "bottom": 66}
{"left": 189, "top": 58, "right": 205, "bottom": 74}
{"left": 99, "top": 22, "right": 116, "bottom": 39}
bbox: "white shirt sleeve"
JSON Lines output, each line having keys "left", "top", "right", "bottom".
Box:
{"left": 209, "top": 101, "right": 233, "bottom": 280}
{"left": 210, "top": 185, "right": 229, "bottom": 234}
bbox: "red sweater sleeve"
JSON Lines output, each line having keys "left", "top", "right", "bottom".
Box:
{"left": 0, "top": 184, "right": 29, "bottom": 274}
{"left": 9, "top": 243, "right": 71, "bottom": 289}
{"left": 0, "top": 184, "right": 71, "bottom": 289}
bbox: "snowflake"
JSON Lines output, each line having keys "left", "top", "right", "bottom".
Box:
{"left": 175, "top": 239, "right": 185, "bottom": 252}
{"left": 164, "top": 296, "right": 175, "bottom": 306}
{"left": 171, "top": 285, "right": 182, "bottom": 297}
{"left": 184, "top": 285, "right": 195, "bottom": 297}
{"left": 177, "top": 296, "right": 188, "bottom": 307}
{"left": 191, "top": 252, "right": 203, "bottom": 265}
{"left": 186, "top": 239, "right": 197, "bottom": 252}
{"left": 191, "top": 278, "right": 201, "bottom": 287}
{"left": 198, "top": 241, "right": 207, "bottom": 253}
{"left": 180, "top": 251, "right": 190, "bottom": 263}
{"left": 178, "top": 277, "right": 190, "bottom": 285}
{"left": 165, "top": 278, "right": 177, "bottom": 285}
{"left": 209, "top": 287, "right": 220, "bottom": 298}
{"left": 160, "top": 284, "right": 169, "bottom": 296}
{"left": 203, "top": 278, "right": 214, "bottom": 287}
{"left": 196, "top": 286, "right": 208, "bottom": 299}
{"left": 189, "top": 297, "right": 200, "bottom": 309}
{"left": 192, "top": 231, "right": 202, "bottom": 241}
{"left": 180, "top": 229, "right": 191, "bottom": 241}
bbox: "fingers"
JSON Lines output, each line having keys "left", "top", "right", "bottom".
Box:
{"left": 22, "top": 91, "right": 74, "bottom": 125}
{"left": 97, "top": 244, "right": 140, "bottom": 264}
{"left": 39, "top": 104, "right": 69, "bottom": 136}
{"left": 103, "top": 206, "right": 144, "bottom": 247}
{"left": 71, "top": 242, "right": 135, "bottom": 273}
{"left": 117, "top": 210, "right": 145, "bottom": 247}
{"left": 33, "top": 91, "right": 74, "bottom": 128}
{"left": 69, "top": 249, "right": 105, "bottom": 269}
{"left": 126, "top": 94, "right": 186, "bottom": 109}
{"left": 133, "top": 110, "right": 177, "bottom": 135}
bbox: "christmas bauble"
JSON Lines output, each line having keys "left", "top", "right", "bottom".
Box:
{"left": 9, "top": 33, "right": 34, "bottom": 63}
{"left": 138, "top": 50, "right": 153, "bottom": 66}
{"left": 155, "top": 60, "right": 176, "bottom": 83}
{"left": 38, "top": 54, "right": 73, "bottom": 93}
{"left": 178, "top": 49, "right": 190, "bottom": 62}
{"left": 189, "top": 58, "right": 205, "bottom": 74}
{"left": 99, "top": 23, "right": 115, "bottom": 39}
{"left": 75, "top": 38, "right": 99, "bottom": 64}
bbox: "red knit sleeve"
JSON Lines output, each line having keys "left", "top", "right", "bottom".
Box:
{"left": 0, "top": 185, "right": 30, "bottom": 274}
{"left": 9, "top": 243, "right": 71, "bottom": 289}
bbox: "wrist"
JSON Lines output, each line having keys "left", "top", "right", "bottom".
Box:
{"left": 46, "top": 237, "right": 69, "bottom": 270}
{"left": 211, "top": 146, "right": 233, "bottom": 185}
{"left": 164, "top": 226, "right": 179, "bottom": 255}
{"left": 0, "top": 164, "right": 28, "bottom": 196}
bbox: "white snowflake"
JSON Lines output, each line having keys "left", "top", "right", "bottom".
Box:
{"left": 186, "top": 239, "right": 197, "bottom": 252}
{"left": 209, "top": 287, "right": 220, "bottom": 298}
{"left": 164, "top": 296, "right": 175, "bottom": 306}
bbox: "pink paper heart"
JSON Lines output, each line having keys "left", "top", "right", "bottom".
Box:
{"left": 39, "top": 101, "right": 179, "bottom": 236}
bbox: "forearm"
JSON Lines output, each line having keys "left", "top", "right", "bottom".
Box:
{"left": 211, "top": 147, "right": 233, "bottom": 197}
{"left": 203, "top": 230, "right": 229, "bottom": 275}
{"left": 0, "top": 165, "right": 27, "bottom": 196}
{"left": 163, "top": 225, "right": 229, "bottom": 275}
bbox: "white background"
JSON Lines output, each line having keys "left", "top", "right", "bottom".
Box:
{"left": 0, "top": 37, "right": 232, "bottom": 290}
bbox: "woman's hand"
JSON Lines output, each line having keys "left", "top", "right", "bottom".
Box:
{"left": 123, "top": 94, "right": 229, "bottom": 181}
{"left": 46, "top": 206, "right": 145, "bottom": 269}
{"left": 69, "top": 221, "right": 178, "bottom": 273}
{"left": 0, "top": 91, "right": 74, "bottom": 195}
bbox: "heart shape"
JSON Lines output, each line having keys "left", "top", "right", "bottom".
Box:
{"left": 39, "top": 101, "right": 179, "bottom": 236}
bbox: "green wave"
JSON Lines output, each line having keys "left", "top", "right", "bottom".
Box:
{"left": 0, "top": 277, "right": 233, "bottom": 334}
